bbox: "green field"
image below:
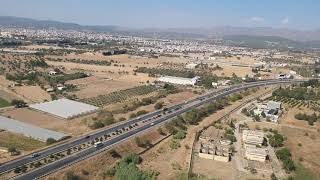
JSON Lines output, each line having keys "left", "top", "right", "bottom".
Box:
{"left": 0, "top": 97, "right": 10, "bottom": 108}
{"left": 294, "top": 163, "right": 317, "bottom": 180}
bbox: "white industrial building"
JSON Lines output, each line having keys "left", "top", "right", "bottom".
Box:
{"left": 158, "top": 76, "right": 200, "bottom": 86}
{"left": 242, "top": 130, "right": 264, "bottom": 146}
{"left": 30, "top": 99, "right": 99, "bottom": 119}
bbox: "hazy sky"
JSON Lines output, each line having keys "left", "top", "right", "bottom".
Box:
{"left": 0, "top": 0, "right": 319, "bottom": 30}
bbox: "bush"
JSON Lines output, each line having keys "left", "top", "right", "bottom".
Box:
{"left": 122, "top": 153, "right": 142, "bottom": 165}
{"left": 173, "top": 131, "right": 186, "bottom": 140}
{"left": 154, "top": 102, "right": 164, "bottom": 110}
{"left": 11, "top": 99, "right": 27, "bottom": 108}
{"left": 91, "top": 121, "right": 105, "bottom": 129}
{"left": 269, "top": 132, "right": 285, "bottom": 147}
{"left": 46, "top": 138, "right": 57, "bottom": 145}
{"left": 170, "top": 139, "right": 181, "bottom": 149}
{"left": 276, "top": 148, "right": 296, "bottom": 172}
{"left": 136, "top": 110, "right": 148, "bottom": 116}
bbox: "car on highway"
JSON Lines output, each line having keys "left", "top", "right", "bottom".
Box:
{"left": 31, "top": 153, "right": 40, "bottom": 158}
{"left": 94, "top": 142, "right": 103, "bottom": 148}
{"left": 150, "top": 123, "right": 154, "bottom": 126}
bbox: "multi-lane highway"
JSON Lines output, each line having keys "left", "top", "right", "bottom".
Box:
{"left": 0, "top": 79, "right": 306, "bottom": 180}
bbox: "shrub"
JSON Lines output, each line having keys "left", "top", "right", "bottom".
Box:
{"left": 170, "top": 139, "right": 181, "bottom": 149}
{"left": 173, "top": 131, "right": 186, "bottom": 140}
{"left": 46, "top": 138, "right": 57, "bottom": 145}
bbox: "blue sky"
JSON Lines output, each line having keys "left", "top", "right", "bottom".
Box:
{"left": 0, "top": 0, "right": 319, "bottom": 30}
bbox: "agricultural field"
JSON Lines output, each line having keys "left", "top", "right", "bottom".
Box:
{"left": 81, "top": 85, "right": 159, "bottom": 107}
{"left": 0, "top": 97, "right": 10, "bottom": 108}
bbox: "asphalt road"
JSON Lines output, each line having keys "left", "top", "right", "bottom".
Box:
{"left": 0, "top": 79, "right": 305, "bottom": 180}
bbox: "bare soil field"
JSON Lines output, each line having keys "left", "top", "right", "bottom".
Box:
{"left": 281, "top": 107, "right": 320, "bottom": 130}
{"left": 192, "top": 155, "right": 235, "bottom": 180}
{"left": 281, "top": 126, "right": 320, "bottom": 179}
{"left": 0, "top": 108, "right": 90, "bottom": 136}
{"left": 11, "top": 85, "right": 51, "bottom": 103}
{"left": 67, "top": 73, "right": 156, "bottom": 99}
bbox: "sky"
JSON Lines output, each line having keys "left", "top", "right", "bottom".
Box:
{"left": 0, "top": 0, "right": 319, "bottom": 30}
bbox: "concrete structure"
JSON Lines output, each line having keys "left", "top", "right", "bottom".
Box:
{"left": 242, "top": 130, "right": 264, "bottom": 146}
{"left": 158, "top": 76, "right": 200, "bottom": 86}
{"left": 245, "top": 147, "right": 267, "bottom": 162}
{"left": 30, "top": 99, "right": 99, "bottom": 119}
{"left": 198, "top": 127, "right": 231, "bottom": 162}
{"left": 0, "top": 116, "right": 68, "bottom": 141}
{"left": 186, "top": 63, "right": 199, "bottom": 69}
{"left": 267, "top": 101, "right": 281, "bottom": 110}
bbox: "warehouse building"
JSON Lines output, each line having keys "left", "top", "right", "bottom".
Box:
{"left": 0, "top": 116, "right": 68, "bottom": 141}
{"left": 30, "top": 99, "right": 99, "bottom": 119}
{"left": 158, "top": 76, "right": 200, "bottom": 86}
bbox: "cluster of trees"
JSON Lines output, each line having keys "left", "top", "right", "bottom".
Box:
{"left": 272, "top": 87, "right": 319, "bottom": 101}
{"left": 11, "top": 99, "right": 27, "bottom": 108}
{"left": 295, "top": 112, "right": 319, "bottom": 125}
{"left": 154, "top": 102, "right": 164, "bottom": 110}
{"left": 267, "top": 131, "right": 285, "bottom": 147}
{"left": 301, "top": 79, "right": 320, "bottom": 87}
{"left": 48, "top": 58, "right": 112, "bottom": 66}
{"left": 136, "top": 67, "right": 196, "bottom": 78}
{"left": 102, "top": 49, "right": 127, "bottom": 56}
{"left": 104, "top": 153, "right": 159, "bottom": 180}
{"left": 197, "top": 74, "right": 219, "bottom": 89}
{"left": 90, "top": 111, "right": 115, "bottom": 129}
{"left": 276, "top": 148, "right": 295, "bottom": 172}
{"left": 163, "top": 98, "right": 230, "bottom": 150}
{"left": 27, "top": 59, "right": 48, "bottom": 68}
{"left": 134, "top": 137, "right": 152, "bottom": 148}
{"left": 6, "top": 72, "right": 39, "bottom": 85}
{"left": 46, "top": 138, "right": 57, "bottom": 145}
{"left": 129, "top": 110, "right": 149, "bottom": 119}
{"left": 47, "top": 72, "right": 88, "bottom": 84}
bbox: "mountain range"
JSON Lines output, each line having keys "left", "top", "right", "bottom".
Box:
{"left": 1, "top": 16, "right": 320, "bottom": 49}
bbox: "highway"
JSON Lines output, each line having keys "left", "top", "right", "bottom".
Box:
{"left": 0, "top": 79, "right": 305, "bottom": 180}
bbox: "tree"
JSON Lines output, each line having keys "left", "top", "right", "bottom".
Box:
{"left": 271, "top": 173, "right": 278, "bottom": 180}
{"left": 173, "top": 131, "right": 186, "bottom": 140}
{"left": 269, "top": 133, "right": 285, "bottom": 147}
{"left": 11, "top": 99, "right": 27, "bottom": 108}
{"left": 109, "top": 149, "right": 121, "bottom": 158}
{"left": 154, "top": 102, "right": 164, "bottom": 110}
{"left": 63, "top": 171, "right": 79, "bottom": 180}
{"left": 46, "top": 138, "right": 57, "bottom": 145}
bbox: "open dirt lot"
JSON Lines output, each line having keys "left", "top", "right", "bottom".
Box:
{"left": 66, "top": 73, "right": 156, "bottom": 99}
{"left": 0, "top": 108, "right": 91, "bottom": 136}
{"left": 192, "top": 155, "right": 235, "bottom": 180}
{"left": 282, "top": 126, "right": 320, "bottom": 179}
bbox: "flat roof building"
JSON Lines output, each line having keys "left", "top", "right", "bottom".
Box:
{"left": 242, "top": 130, "right": 264, "bottom": 146}
{"left": 30, "top": 99, "right": 99, "bottom": 119}
{"left": 158, "top": 76, "right": 200, "bottom": 86}
{"left": 245, "top": 147, "right": 267, "bottom": 162}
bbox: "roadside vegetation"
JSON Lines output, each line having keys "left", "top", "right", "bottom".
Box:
{"left": 0, "top": 97, "right": 10, "bottom": 108}
{"left": 104, "top": 153, "right": 159, "bottom": 180}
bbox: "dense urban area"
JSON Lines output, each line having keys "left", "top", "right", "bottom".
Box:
{"left": 0, "top": 17, "right": 320, "bottom": 180}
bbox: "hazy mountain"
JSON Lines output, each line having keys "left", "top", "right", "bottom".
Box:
{"left": 1, "top": 16, "right": 320, "bottom": 42}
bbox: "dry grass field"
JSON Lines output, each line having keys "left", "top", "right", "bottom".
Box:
{"left": 0, "top": 108, "right": 91, "bottom": 136}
